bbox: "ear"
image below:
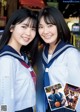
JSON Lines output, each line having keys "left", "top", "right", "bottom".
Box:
{"left": 10, "top": 25, "right": 14, "bottom": 32}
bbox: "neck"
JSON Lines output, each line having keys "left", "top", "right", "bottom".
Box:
{"left": 48, "top": 40, "right": 61, "bottom": 54}
{"left": 7, "top": 43, "right": 21, "bottom": 56}
{"left": 48, "top": 43, "right": 57, "bottom": 54}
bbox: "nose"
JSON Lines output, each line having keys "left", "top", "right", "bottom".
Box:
{"left": 43, "top": 27, "right": 49, "bottom": 34}
{"left": 25, "top": 28, "right": 31, "bottom": 35}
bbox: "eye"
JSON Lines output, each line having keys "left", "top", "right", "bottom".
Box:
{"left": 38, "top": 25, "right": 43, "bottom": 29}
{"left": 21, "top": 25, "right": 27, "bottom": 29}
{"left": 48, "top": 24, "right": 53, "bottom": 27}
{"left": 32, "top": 27, "right": 36, "bottom": 31}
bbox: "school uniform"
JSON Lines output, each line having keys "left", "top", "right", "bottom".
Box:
{"left": 36, "top": 41, "right": 80, "bottom": 112}
{"left": 0, "top": 45, "right": 36, "bottom": 112}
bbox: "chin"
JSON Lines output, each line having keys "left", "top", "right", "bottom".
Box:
{"left": 22, "top": 41, "right": 30, "bottom": 46}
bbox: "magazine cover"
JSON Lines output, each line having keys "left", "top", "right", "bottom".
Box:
{"left": 44, "top": 83, "right": 68, "bottom": 111}
{"left": 64, "top": 83, "right": 80, "bottom": 111}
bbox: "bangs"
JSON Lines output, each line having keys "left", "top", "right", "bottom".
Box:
{"left": 43, "top": 15, "right": 56, "bottom": 25}
{"left": 26, "top": 17, "right": 37, "bottom": 28}
{"left": 16, "top": 16, "right": 37, "bottom": 28}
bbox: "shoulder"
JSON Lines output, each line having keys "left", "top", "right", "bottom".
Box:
{"left": 63, "top": 47, "right": 80, "bottom": 65}
{"left": 0, "top": 55, "right": 17, "bottom": 76}
{"left": 65, "top": 47, "right": 80, "bottom": 58}
{"left": 0, "top": 55, "right": 17, "bottom": 66}
{"left": 66, "top": 46, "right": 80, "bottom": 54}
{"left": 0, "top": 55, "right": 13, "bottom": 61}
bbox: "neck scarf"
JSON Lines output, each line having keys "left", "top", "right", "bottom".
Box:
{"left": 42, "top": 41, "right": 74, "bottom": 87}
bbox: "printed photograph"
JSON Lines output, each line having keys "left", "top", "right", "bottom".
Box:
{"left": 64, "top": 83, "right": 80, "bottom": 111}
{"left": 44, "top": 83, "right": 68, "bottom": 111}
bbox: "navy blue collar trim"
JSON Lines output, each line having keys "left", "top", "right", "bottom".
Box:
{"left": 42, "top": 41, "right": 74, "bottom": 68}
{"left": 0, "top": 45, "right": 25, "bottom": 62}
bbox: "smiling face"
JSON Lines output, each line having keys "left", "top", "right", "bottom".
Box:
{"left": 8, "top": 17, "right": 36, "bottom": 51}
{"left": 38, "top": 17, "right": 58, "bottom": 45}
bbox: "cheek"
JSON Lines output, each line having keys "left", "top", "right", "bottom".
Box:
{"left": 31, "top": 32, "right": 36, "bottom": 39}
{"left": 38, "top": 29, "right": 42, "bottom": 36}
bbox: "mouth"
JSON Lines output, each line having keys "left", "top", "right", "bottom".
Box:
{"left": 23, "top": 37, "right": 30, "bottom": 42}
{"left": 42, "top": 33, "right": 53, "bottom": 38}
{"left": 43, "top": 35, "right": 52, "bottom": 39}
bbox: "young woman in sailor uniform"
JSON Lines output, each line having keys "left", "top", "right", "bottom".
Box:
{"left": 0, "top": 8, "right": 38, "bottom": 112}
{"left": 36, "top": 6, "right": 80, "bottom": 112}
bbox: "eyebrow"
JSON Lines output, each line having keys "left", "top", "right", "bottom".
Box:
{"left": 22, "top": 23, "right": 29, "bottom": 26}
{"left": 22, "top": 23, "right": 36, "bottom": 28}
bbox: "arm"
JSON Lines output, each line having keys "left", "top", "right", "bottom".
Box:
{"left": 0, "top": 56, "right": 16, "bottom": 112}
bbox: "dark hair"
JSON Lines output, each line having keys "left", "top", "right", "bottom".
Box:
{"left": 38, "top": 6, "right": 71, "bottom": 44}
{"left": 0, "top": 8, "right": 38, "bottom": 66}
{"left": 51, "top": 88, "right": 55, "bottom": 93}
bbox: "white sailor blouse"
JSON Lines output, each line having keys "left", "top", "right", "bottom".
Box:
{"left": 36, "top": 41, "right": 80, "bottom": 112}
{"left": 0, "top": 45, "right": 36, "bottom": 112}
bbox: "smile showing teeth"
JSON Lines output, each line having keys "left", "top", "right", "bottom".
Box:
{"left": 46, "top": 36, "right": 51, "bottom": 38}
{"left": 44, "top": 35, "right": 52, "bottom": 39}
{"left": 43, "top": 33, "right": 52, "bottom": 39}
{"left": 23, "top": 37, "right": 30, "bottom": 42}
